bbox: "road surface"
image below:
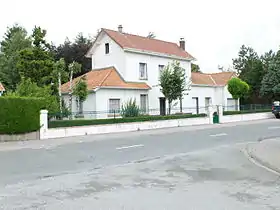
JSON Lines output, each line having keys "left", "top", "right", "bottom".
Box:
{"left": 1, "top": 119, "right": 280, "bottom": 209}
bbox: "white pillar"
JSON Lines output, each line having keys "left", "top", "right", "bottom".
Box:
{"left": 40, "top": 110, "right": 48, "bottom": 139}
{"left": 218, "top": 105, "right": 223, "bottom": 123}
{"left": 208, "top": 106, "right": 214, "bottom": 124}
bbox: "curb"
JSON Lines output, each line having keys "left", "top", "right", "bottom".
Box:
{"left": 245, "top": 143, "right": 280, "bottom": 176}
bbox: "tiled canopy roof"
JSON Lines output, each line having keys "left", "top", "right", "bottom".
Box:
{"left": 61, "top": 67, "right": 150, "bottom": 93}
{"left": 191, "top": 72, "right": 236, "bottom": 86}
{"left": 100, "top": 28, "right": 195, "bottom": 60}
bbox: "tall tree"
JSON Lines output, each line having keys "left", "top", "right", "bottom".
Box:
{"left": 55, "top": 33, "right": 92, "bottom": 77}
{"left": 159, "top": 61, "right": 188, "bottom": 114}
{"left": 17, "top": 26, "right": 55, "bottom": 87}
{"left": 232, "top": 45, "right": 265, "bottom": 103}
{"left": 260, "top": 50, "right": 280, "bottom": 101}
{"left": 0, "top": 24, "right": 31, "bottom": 90}
{"left": 191, "top": 63, "right": 201, "bottom": 73}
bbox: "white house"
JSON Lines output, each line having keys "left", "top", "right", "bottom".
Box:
{"left": 61, "top": 25, "right": 238, "bottom": 118}
{"left": 0, "top": 82, "right": 5, "bottom": 96}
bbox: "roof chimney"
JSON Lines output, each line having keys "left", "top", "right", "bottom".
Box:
{"left": 179, "top": 38, "right": 185, "bottom": 50}
{"left": 118, "top": 25, "right": 123, "bottom": 33}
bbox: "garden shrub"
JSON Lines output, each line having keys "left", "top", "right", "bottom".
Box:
{"left": 0, "top": 96, "right": 45, "bottom": 134}
{"left": 121, "top": 98, "right": 140, "bottom": 117}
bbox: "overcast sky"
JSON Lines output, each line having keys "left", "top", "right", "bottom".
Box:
{"left": 1, "top": 0, "right": 280, "bottom": 73}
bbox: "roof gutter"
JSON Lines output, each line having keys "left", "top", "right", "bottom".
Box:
{"left": 123, "top": 48, "right": 194, "bottom": 62}
{"left": 191, "top": 84, "right": 225, "bottom": 87}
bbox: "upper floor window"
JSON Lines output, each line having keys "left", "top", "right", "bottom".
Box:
{"left": 139, "top": 63, "right": 147, "bottom": 80}
{"left": 158, "top": 65, "right": 165, "bottom": 77}
{"left": 105, "top": 43, "right": 109, "bottom": 54}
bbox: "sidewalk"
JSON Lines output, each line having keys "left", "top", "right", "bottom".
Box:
{"left": 246, "top": 138, "right": 280, "bottom": 174}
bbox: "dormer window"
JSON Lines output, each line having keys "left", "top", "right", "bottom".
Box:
{"left": 105, "top": 43, "right": 109, "bottom": 54}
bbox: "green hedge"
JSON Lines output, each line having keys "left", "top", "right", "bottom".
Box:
{"left": 223, "top": 109, "right": 271, "bottom": 115}
{"left": 0, "top": 97, "right": 46, "bottom": 134}
{"left": 49, "top": 113, "right": 207, "bottom": 128}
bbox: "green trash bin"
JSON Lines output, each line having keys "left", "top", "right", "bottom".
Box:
{"left": 213, "top": 112, "right": 219, "bottom": 124}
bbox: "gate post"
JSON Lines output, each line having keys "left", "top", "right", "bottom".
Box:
{"left": 218, "top": 105, "right": 223, "bottom": 123}
{"left": 40, "top": 110, "right": 48, "bottom": 139}
{"left": 208, "top": 106, "right": 214, "bottom": 124}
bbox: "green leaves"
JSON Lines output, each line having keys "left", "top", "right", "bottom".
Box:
{"left": 6, "top": 78, "right": 59, "bottom": 113}
{"left": 159, "top": 61, "right": 189, "bottom": 113}
{"left": 0, "top": 24, "right": 31, "bottom": 90}
{"left": 121, "top": 98, "right": 140, "bottom": 118}
{"left": 260, "top": 50, "right": 280, "bottom": 100}
{"left": 73, "top": 75, "right": 88, "bottom": 103}
{"left": 227, "top": 78, "right": 250, "bottom": 99}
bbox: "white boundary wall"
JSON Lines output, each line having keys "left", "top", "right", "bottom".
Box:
{"left": 40, "top": 108, "right": 273, "bottom": 140}
{"left": 41, "top": 117, "right": 210, "bottom": 139}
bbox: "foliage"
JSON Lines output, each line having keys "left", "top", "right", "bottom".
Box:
{"left": 73, "top": 75, "right": 88, "bottom": 103}
{"left": 121, "top": 98, "right": 140, "bottom": 117}
{"left": 49, "top": 113, "right": 207, "bottom": 128}
{"left": 191, "top": 63, "right": 201, "bottom": 73}
{"left": 232, "top": 45, "right": 266, "bottom": 103}
{"left": 159, "top": 61, "right": 188, "bottom": 113}
{"left": 6, "top": 78, "right": 59, "bottom": 113}
{"left": 223, "top": 109, "right": 271, "bottom": 115}
{"left": 227, "top": 77, "right": 250, "bottom": 99}
{"left": 0, "top": 24, "right": 31, "bottom": 90}
{"left": 0, "top": 97, "right": 45, "bottom": 134}
{"left": 17, "top": 26, "right": 55, "bottom": 87}
{"left": 260, "top": 50, "right": 280, "bottom": 100}
{"left": 54, "top": 33, "right": 92, "bottom": 77}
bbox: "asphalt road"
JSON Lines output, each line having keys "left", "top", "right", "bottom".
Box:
{"left": 1, "top": 119, "right": 280, "bottom": 209}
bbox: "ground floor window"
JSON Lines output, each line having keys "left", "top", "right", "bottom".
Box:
{"left": 140, "top": 94, "right": 148, "bottom": 114}
{"left": 109, "top": 99, "right": 120, "bottom": 113}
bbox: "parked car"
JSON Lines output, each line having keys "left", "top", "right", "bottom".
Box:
{"left": 272, "top": 101, "right": 280, "bottom": 118}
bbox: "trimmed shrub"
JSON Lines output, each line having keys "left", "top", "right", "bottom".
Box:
{"left": 0, "top": 97, "right": 46, "bottom": 134}
{"left": 223, "top": 109, "right": 271, "bottom": 115}
{"left": 49, "top": 113, "right": 207, "bottom": 128}
{"left": 121, "top": 98, "right": 140, "bottom": 118}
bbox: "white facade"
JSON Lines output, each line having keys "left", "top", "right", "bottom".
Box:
{"left": 64, "top": 28, "right": 238, "bottom": 119}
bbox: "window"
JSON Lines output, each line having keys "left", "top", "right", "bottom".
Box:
{"left": 140, "top": 94, "right": 148, "bottom": 114}
{"left": 109, "top": 99, "right": 120, "bottom": 113}
{"left": 158, "top": 65, "right": 165, "bottom": 78}
{"left": 105, "top": 43, "right": 109, "bottom": 54}
{"left": 139, "top": 63, "right": 147, "bottom": 80}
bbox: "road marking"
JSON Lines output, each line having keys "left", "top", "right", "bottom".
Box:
{"left": 210, "top": 133, "right": 228, "bottom": 137}
{"left": 116, "top": 144, "right": 144, "bottom": 150}
{"left": 268, "top": 126, "right": 280, "bottom": 130}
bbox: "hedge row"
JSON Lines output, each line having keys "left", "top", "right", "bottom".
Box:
{"left": 48, "top": 113, "right": 207, "bottom": 128}
{"left": 0, "top": 97, "right": 46, "bottom": 134}
{"left": 223, "top": 109, "right": 271, "bottom": 115}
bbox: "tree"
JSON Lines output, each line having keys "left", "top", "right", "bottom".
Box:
{"left": 68, "top": 61, "right": 82, "bottom": 115}
{"left": 6, "top": 78, "right": 59, "bottom": 113}
{"left": 232, "top": 45, "right": 265, "bottom": 103}
{"left": 227, "top": 77, "right": 250, "bottom": 100}
{"left": 172, "top": 61, "right": 189, "bottom": 112}
{"left": 52, "top": 58, "right": 67, "bottom": 115}
{"left": 73, "top": 75, "right": 88, "bottom": 114}
{"left": 0, "top": 24, "right": 31, "bottom": 90}
{"left": 191, "top": 63, "right": 201, "bottom": 73}
{"left": 54, "top": 33, "right": 92, "bottom": 77}
{"left": 260, "top": 50, "right": 280, "bottom": 101}
{"left": 17, "top": 26, "right": 55, "bottom": 87}
{"left": 159, "top": 61, "right": 188, "bottom": 114}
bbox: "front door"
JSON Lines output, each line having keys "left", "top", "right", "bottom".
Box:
{"left": 159, "top": 97, "right": 166, "bottom": 116}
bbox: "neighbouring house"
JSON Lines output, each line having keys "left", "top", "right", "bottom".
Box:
{"left": 0, "top": 82, "right": 5, "bottom": 96}
{"left": 61, "top": 25, "right": 238, "bottom": 118}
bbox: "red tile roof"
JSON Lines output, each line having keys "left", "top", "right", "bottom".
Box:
{"left": 191, "top": 72, "right": 236, "bottom": 86}
{"left": 0, "top": 82, "right": 5, "bottom": 92}
{"left": 102, "top": 28, "right": 194, "bottom": 60}
{"left": 61, "top": 67, "right": 150, "bottom": 93}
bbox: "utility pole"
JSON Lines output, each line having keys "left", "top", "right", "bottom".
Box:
{"left": 69, "top": 69, "right": 73, "bottom": 120}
